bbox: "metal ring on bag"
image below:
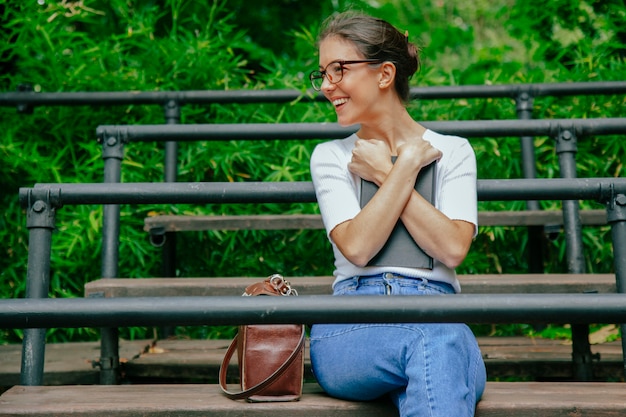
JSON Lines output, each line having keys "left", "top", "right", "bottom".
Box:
{"left": 269, "top": 274, "right": 298, "bottom": 296}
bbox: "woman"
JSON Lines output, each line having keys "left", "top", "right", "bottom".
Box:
{"left": 308, "top": 11, "right": 486, "bottom": 417}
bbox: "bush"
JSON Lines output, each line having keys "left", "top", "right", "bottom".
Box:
{"left": 1, "top": 0, "right": 624, "bottom": 343}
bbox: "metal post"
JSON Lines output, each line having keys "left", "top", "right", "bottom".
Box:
{"left": 20, "top": 189, "right": 57, "bottom": 385}
{"left": 160, "top": 100, "right": 180, "bottom": 338}
{"left": 162, "top": 100, "right": 180, "bottom": 280}
{"left": 96, "top": 131, "right": 125, "bottom": 385}
{"left": 554, "top": 128, "right": 593, "bottom": 381}
{"left": 606, "top": 191, "right": 626, "bottom": 380}
{"left": 99, "top": 134, "right": 124, "bottom": 279}
{"left": 516, "top": 92, "right": 544, "bottom": 274}
{"left": 163, "top": 100, "right": 180, "bottom": 181}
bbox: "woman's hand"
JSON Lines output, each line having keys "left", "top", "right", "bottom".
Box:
{"left": 347, "top": 139, "right": 393, "bottom": 185}
{"left": 396, "top": 136, "right": 442, "bottom": 170}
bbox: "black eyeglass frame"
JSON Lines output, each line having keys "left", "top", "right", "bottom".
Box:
{"left": 309, "top": 59, "right": 383, "bottom": 91}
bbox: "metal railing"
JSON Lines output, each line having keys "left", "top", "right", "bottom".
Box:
{"left": 3, "top": 82, "right": 625, "bottom": 279}
{"left": 3, "top": 82, "right": 626, "bottom": 385}
{"left": 14, "top": 177, "right": 626, "bottom": 386}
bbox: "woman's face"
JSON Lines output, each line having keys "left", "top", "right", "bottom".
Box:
{"left": 318, "top": 36, "right": 382, "bottom": 127}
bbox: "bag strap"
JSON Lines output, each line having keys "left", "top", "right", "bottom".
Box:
{"left": 219, "top": 325, "right": 305, "bottom": 400}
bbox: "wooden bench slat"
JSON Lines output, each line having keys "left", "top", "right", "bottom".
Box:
{"left": 1, "top": 337, "right": 622, "bottom": 387}
{"left": 478, "top": 209, "right": 606, "bottom": 226}
{"left": 0, "top": 340, "right": 150, "bottom": 387}
{"left": 0, "top": 383, "right": 395, "bottom": 417}
{"left": 143, "top": 209, "right": 607, "bottom": 233}
{"left": 145, "top": 214, "right": 325, "bottom": 232}
{"left": 1, "top": 337, "right": 622, "bottom": 386}
{"left": 2, "top": 382, "right": 625, "bottom": 416}
{"left": 84, "top": 274, "right": 617, "bottom": 298}
{"left": 125, "top": 337, "right": 624, "bottom": 383}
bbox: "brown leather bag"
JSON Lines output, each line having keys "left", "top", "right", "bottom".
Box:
{"left": 219, "top": 274, "right": 305, "bottom": 402}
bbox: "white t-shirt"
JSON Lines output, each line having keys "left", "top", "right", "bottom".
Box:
{"left": 310, "top": 129, "right": 477, "bottom": 293}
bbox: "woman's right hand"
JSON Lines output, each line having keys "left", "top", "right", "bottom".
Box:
{"left": 348, "top": 139, "right": 393, "bottom": 186}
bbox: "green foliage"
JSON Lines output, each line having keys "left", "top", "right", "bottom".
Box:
{"left": 1, "top": 0, "right": 625, "bottom": 344}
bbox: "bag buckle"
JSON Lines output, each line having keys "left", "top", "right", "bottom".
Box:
{"left": 242, "top": 274, "right": 298, "bottom": 296}
{"left": 269, "top": 274, "right": 298, "bottom": 296}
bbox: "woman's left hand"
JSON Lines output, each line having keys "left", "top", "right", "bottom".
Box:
{"left": 396, "top": 136, "right": 442, "bottom": 169}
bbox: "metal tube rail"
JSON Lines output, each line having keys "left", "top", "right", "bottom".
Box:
{"left": 23, "top": 178, "right": 626, "bottom": 206}
{"left": 2, "top": 294, "right": 626, "bottom": 328}
{"left": 2, "top": 81, "right": 626, "bottom": 107}
{"left": 95, "top": 118, "right": 626, "bottom": 142}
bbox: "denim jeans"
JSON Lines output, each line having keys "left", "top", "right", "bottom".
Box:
{"left": 310, "top": 273, "right": 486, "bottom": 417}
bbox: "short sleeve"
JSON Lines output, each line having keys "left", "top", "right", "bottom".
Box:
{"left": 310, "top": 136, "right": 361, "bottom": 236}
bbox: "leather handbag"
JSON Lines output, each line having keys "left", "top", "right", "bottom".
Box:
{"left": 219, "top": 274, "right": 305, "bottom": 402}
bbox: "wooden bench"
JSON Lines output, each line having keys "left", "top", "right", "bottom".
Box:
{"left": 82, "top": 274, "right": 620, "bottom": 382}
{"left": 2, "top": 382, "right": 625, "bottom": 416}
{"left": 142, "top": 209, "right": 608, "bottom": 238}
{"left": 114, "top": 118, "right": 621, "bottom": 386}
{"left": 5, "top": 81, "right": 626, "bottom": 417}
{"left": 1, "top": 334, "right": 623, "bottom": 387}
{"left": 11, "top": 177, "right": 626, "bottom": 417}
{"left": 85, "top": 274, "right": 617, "bottom": 298}
{"left": 85, "top": 114, "right": 624, "bottom": 390}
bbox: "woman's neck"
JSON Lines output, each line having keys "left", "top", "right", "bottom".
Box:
{"left": 357, "top": 111, "right": 426, "bottom": 154}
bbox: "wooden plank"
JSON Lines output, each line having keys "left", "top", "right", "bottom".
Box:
{"left": 2, "top": 382, "right": 625, "bottom": 417}
{"left": 479, "top": 337, "right": 625, "bottom": 380}
{"left": 84, "top": 274, "right": 617, "bottom": 298}
{"left": 0, "top": 340, "right": 149, "bottom": 388}
{"left": 144, "top": 214, "right": 325, "bottom": 232}
{"left": 123, "top": 337, "right": 624, "bottom": 383}
{"left": 0, "top": 383, "right": 396, "bottom": 417}
{"left": 143, "top": 209, "right": 607, "bottom": 232}
{"left": 479, "top": 209, "right": 606, "bottom": 226}
{"left": 477, "top": 382, "right": 626, "bottom": 416}
{"left": 1, "top": 337, "right": 622, "bottom": 388}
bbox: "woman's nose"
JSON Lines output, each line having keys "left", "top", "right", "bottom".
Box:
{"left": 321, "top": 76, "right": 335, "bottom": 93}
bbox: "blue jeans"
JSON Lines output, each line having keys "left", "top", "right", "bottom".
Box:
{"left": 310, "top": 273, "right": 486, "bottom": 417}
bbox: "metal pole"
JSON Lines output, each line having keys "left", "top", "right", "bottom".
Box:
{"left": 27, "top": 177, "right": 626, "bottom": 206}
{"left": 516, "top": 92, "right": 544, "bottom": 274}
{"left": 97, "top": 132, "right": 125, "bottom": 385}
{"left": 20, "top": 189, "right": 56, "bottom": 385}
{"left": 94, "top": 118, "right": 626, "bottom": 143}
{"left": 99, "top": 135, "right": 124, "bottom": 279}
{"left": 3, "top": 294, "right": 626, "bottom": 328}
{"left": 160, "top": 100, "right": 180, "bottom": 338}
{"left": 3, "top": 81, "right": 626, "bottom": 108}
{"left": 554, "top": 128, "right": 593, "bottom": 381}
{"left": 162, "top": 100, "right": 180, "bottom": 281}
{"left": 607, "top": 192, "right": 626, "bottom": 380}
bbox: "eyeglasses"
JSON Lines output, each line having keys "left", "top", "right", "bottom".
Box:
{"left": 309, "top": 59, "right": 382, "bottom": 91}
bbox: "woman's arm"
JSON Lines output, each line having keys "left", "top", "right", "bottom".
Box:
{"left": 398, "top": 192, "right": 475, "bottom": 269}
{"left": 330, "top": 138, "right": 441, "bottom": 267}
{"left": 329, "top": 149, "right": 417, "bottom": 267}
{"left": 333, "top": 136, "right": 476, "bottom": 269}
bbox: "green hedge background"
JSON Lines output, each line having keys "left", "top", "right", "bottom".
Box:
{"left": 1, "top": 0, "right": 625, "bottom": 343}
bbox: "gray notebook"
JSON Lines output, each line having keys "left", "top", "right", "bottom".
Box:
{"left": 359, "top": 161, "right": 436, "bottom": 269}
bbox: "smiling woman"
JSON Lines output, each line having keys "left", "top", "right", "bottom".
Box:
{"left": 308, "top": 11, "right": 485, "bottom": 417}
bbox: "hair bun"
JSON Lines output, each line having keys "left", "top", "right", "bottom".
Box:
{"left": 407, "top": 41, "right": 420, "bottom": 76}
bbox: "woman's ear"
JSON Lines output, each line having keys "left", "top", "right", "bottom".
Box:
{"left": 378, "top": 62, "right": 396, "bottom": 89}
